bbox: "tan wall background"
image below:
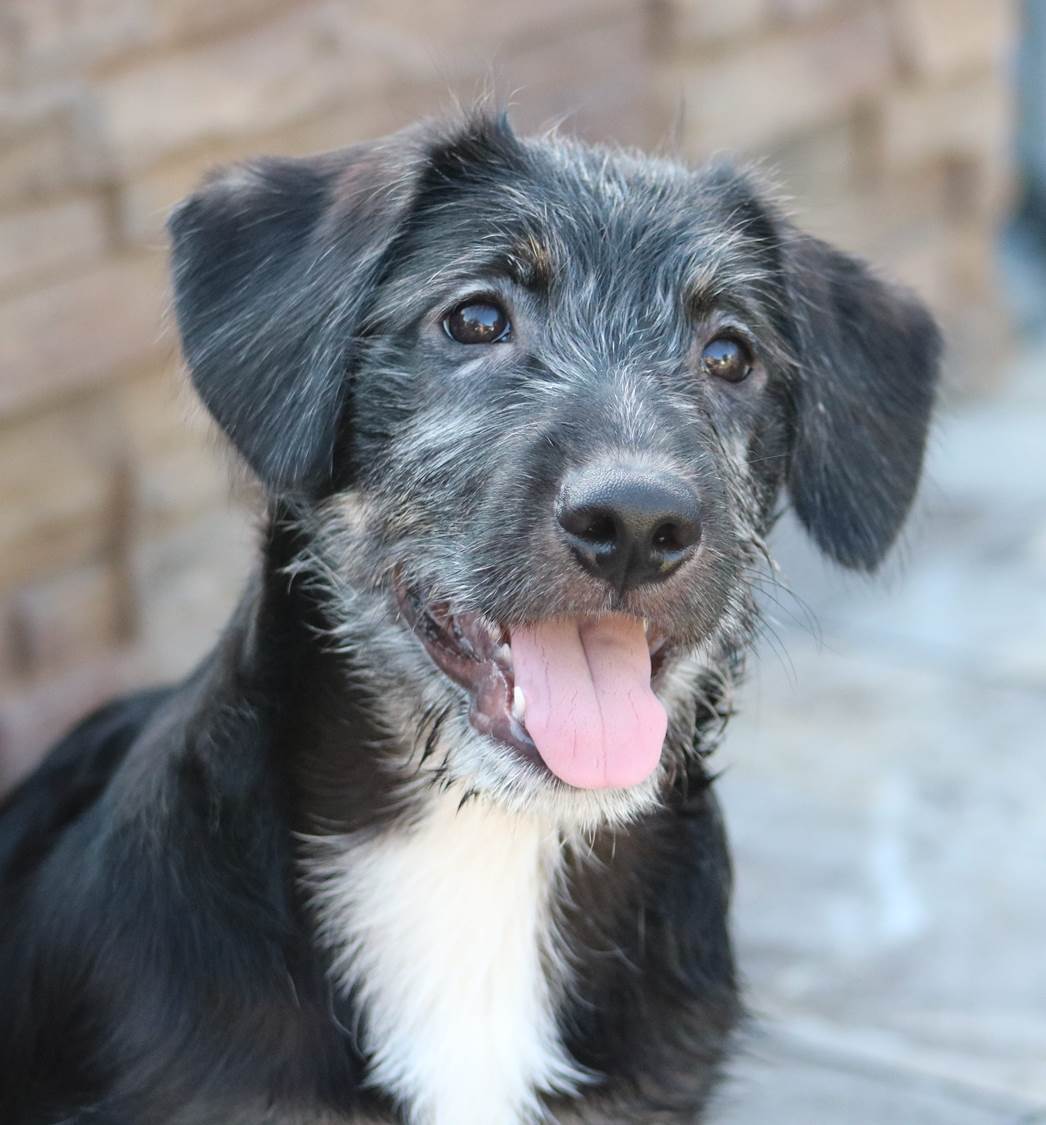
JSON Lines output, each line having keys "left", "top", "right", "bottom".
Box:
{"left": 0, "top": 0, "right": 1019, "bottom": 786}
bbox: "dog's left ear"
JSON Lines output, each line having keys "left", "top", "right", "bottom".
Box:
{"left": 167, "top": 138, "right": 422, "bottom": 493}
{"left": 783, "top": 232, "right": 941, "bottom": 571}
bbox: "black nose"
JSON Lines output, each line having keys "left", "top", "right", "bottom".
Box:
{"left": 556, "top": 466, "right": 702, "bottom": 592}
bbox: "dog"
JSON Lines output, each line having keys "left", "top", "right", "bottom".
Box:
{"left": 0, "top": 110, "right": 939, "bottom": 1125}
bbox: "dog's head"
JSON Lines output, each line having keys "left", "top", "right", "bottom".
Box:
{"left": 169, "top": 113, "right": 939, "bottom": 827}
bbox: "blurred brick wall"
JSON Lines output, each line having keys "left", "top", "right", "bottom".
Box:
{"left": 0, "top": 0, "right": 1018, "bottom": 786}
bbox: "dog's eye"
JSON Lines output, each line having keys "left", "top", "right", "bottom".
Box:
{"left": 701, "top": 336, "right": 752, "bottom": 383}
{"left": 443, "top": 301, "right": 511, "bottom": 345}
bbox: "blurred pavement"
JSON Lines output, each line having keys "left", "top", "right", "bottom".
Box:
{"left": 714, "top": 344, "right": 1046, "bottom": 1122}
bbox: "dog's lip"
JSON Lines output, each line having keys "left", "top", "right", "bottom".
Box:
{"left": 395, "top": 584, "right": 545, "bottom": 770}
{"left": 394, "top": 582, "right": 672, "bottom": 774}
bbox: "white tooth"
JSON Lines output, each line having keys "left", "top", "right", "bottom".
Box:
{"left": 643, "top": 618, "right": 651, "bottom": 635}
{"left": 495, "top": 644, "right": 512, "bottom": 665}
{"left": 512, "top": 685, "right": 526, "bottom": 722}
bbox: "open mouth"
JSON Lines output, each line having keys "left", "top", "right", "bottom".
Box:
{"left": 396, "top": 584, "right": 672, "bottom": 790}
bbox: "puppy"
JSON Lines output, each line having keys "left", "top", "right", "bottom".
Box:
{"left": 0, "top": 111, "right": 939, "bottom": 1125}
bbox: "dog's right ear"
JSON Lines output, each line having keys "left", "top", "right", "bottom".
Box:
{"left": 168, "top": 139, "right": 421, "bottom": 493}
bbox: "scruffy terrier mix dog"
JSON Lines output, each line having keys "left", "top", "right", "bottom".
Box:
{"left": 0, "top": 112, "right": 938, "bottom": 1124}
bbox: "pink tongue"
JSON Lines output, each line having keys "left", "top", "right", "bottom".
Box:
{"left": 508, "top": 616, "right": 667, "bottom": 790}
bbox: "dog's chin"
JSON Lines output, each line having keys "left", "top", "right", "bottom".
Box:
{"left": 436, "top": 719, "right": 667, "bottom": 832}
{"left": 395, "top": 583, "right": 677, "bottom": 830}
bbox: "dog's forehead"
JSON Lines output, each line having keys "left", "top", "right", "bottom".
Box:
{"left": 532, "top": 137, "right": 701, "bottom": 216}
{"left": 406, "top": 135, "right": 765, "bottom": 304}
{"left": 502, "top": 140, "right": 723, "bottom": 255}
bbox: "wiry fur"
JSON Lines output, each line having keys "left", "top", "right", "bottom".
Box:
{"left": 0, "top": 110, "right": 939, "bottom": 1124}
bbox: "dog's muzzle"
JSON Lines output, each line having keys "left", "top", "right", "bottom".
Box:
{"left": 396, "top": 584, "right": 671, "bottom": 790}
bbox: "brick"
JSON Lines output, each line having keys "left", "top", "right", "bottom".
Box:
{"left": 132, "top": 508, "right": 255, "bottom": 680}
{"left": 791, "top": 169, "right": 945, "bottom": 261}
{"left": 0, "top": 16, "right": 14, "bottom": 86}
{"left": 120, "top": 156, "right": 235, "bottom": 252}
{"left": 258, "top": 85, "right": 451, "bottom": 151}
{"left": 488, "top": 8, "right": 656, "bottom": 146}
{"left": 93, "top": 2, "right": 432, "bottom": 174}
{"left": 942, "top": 148, "right": 1015, "bottom": 227}
{"left": 0, "top": 398, "right": 122, "bottom": 593}
{"left": 116, "top": 367, "right": 232, "bottom": 534}
{"left": 152, "top": 0, "right": 286, "bottom": 44}
{"left": 0, "top": 514, "right": 248, "bottom": 788}
{"left": 5, "top": 0, "right": 149, "bottom": 79}
{"left": 0, "top": 602, "right": 17, "bottom": 687}
{"left": 654, "top": 0, "right": 768, "bottom": 48}
{"left": 769, "top": 0, "right": 841, "bottom": 22}
{"left": 356, "top": 0, "right": 635, "bottom": 55}
{"left": 887, "top": 0, "right": 1017, "bottom": 80}
{"left": 7, "top": 561, "right": 124, "bottom": 679}
{"left": 760, "top": 117, "right": 860, "bottom": 209}
{"left": 117, "top": 81, "right": 445, "bottom": 245}
{"left": 874, "top": 220, "right": 951, "bottom": 314}
{"left": 665, "top": 7, "right": 894, "bottom": 157}
{"left": 937, "top": 288, "right": 1016, "bottom": 396}
{"left": 0, "top": 196, "right": 110, "bottom": 296}
{"left": 0, "top": 89, "right": 103, "bottom": 206}
{"left": 0, "top": 252, "right": 169, "bottom": 419}
{"left": 943, "top": 218, "right": 1002, "bottom": 301}
{"left": 879, "top": 74, "right": 1013, "bottom": 199}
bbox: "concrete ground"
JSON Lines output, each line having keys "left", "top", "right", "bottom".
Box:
{"left": 713, "top": 343, "right": 1046, "bottom": 1122}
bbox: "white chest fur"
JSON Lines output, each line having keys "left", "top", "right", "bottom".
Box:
{"left": 303, "top": 795, "right": 590, "bottom": 1125}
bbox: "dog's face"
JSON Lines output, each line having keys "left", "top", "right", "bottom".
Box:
{"left": 170, "top": 114, "right": 939, "bottom": 827}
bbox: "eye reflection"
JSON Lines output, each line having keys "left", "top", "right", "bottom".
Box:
{"left": 700, "top": 336, "right": 752, "bottom": 383}
{"left": 443, "top": 301, "right": 511, "bottom": 345}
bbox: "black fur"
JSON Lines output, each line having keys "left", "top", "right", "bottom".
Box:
{"left": 783, "top": 234, "right": 940, "bottom": 569}
{"left": 0, "top": 111, "right": 939, "bottom": 1124}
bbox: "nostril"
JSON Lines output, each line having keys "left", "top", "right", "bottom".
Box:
{"left": 651, "top": 521, "right": 681, "bottom": 552}
{"left": 558, "top": 505, "right": 619, "bottom": 548}
{"left": 581, "top": 512, "right": 617, "bottom": 546}
{"left": 651, "top": 516, "right": 700, "bottom": 554}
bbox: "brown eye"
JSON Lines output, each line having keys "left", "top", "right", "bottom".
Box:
{"left": 443, "top": 301, "right": 511, "bottom": 345}
{"left": 701, "top": 335, "right": 752, "bottom": 383}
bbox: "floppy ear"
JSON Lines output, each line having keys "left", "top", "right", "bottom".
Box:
{"left": 784, "top": 233, "right": 941, "bottom": 570}
{"left": 167, "top": 138, "right": 421, "bottom": 493}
